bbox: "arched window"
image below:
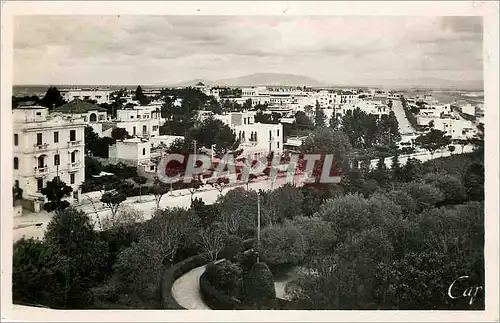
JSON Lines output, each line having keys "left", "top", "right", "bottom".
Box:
{"left": 89, "top": 113, "right": 97, "bottom": 122}
{"left": 14, "top": 157, "right": 19, "bottom": 170}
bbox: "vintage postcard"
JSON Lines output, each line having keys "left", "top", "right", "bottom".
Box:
{"left": 1, "top": 1, "right": 498, "bottom": 322}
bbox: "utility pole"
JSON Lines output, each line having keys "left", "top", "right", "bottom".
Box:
{"left": 257, "top": 192, "right": 261, "bottom": 263}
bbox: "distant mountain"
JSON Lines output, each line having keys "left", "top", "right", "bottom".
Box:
{"left": 168, "top": 73, "right": 328, "bottom": 87}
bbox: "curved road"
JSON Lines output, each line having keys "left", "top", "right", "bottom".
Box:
{"left": 171, "top": 260, "right": 295, "bottom": 310}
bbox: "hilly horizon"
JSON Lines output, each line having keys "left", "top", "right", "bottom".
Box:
{"left": 14, "top": 73, "right": 483, "bottom": 92}
{"left": 167, "top": 72, "right": 483, "bottom": 90}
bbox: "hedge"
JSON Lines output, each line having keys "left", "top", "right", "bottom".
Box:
{"left": 160, "top": 238, "right": 255, "bottom": 310}
{"left": 200, "top": 271, "right": 312, "bottom": 310}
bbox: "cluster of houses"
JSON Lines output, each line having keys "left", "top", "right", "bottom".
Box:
{"left": 13, "top": 85, "right": 483, "bottom": 212}
{"left": 405, "top": 94, "right": 483, "bottom": 140}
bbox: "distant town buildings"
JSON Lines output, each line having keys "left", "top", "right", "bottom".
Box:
{"left": 61, "top": 88, "right": 112, "bottom": 105}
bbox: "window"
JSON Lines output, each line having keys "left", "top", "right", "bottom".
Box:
{"left": 277, "top": 129, "right": 279, "bottom": 137}
{"left": 70, "top": 173, "right": 75, "bottom": 184}
{"left": 36, "top": 112, "right": 42, "bottom": 116}
{"left": 143, "top": 125, "right": 147, "bottom": 133}
{"left": 133, "top": 126, "right": 136, "bottom": 135}
{"left": 269, "top": 130, "right": 272, "bottom": 141}
{"left": 137, "top": 115, "right": 141, "bottom": 119}
{"left": 70, "top": 130, "right": 76, "bottom": 142}
{"left": 71, "top": 151, "right": 77, "bottom": 163}
{"left": 277, "top": 142, "right": 280, "bottom": 148}
{"left": 142, "top": 148, "right": 146, "bottom": 155}
{"left": 54, "top": 131, "right": 59, "bottom": 143}
{"left": 36, "top": 133, "right": 43, "bottom": 145}
{"left": 131, "top": 115, "right": 134, "bottom": 119}
{"left": 37, "top": 179, "right": 43, "bottom": 192}
{"left": 54, "top": 154, "right": 60, "bottom": 166}
{"left": 37, "top": 156, "right": 44, "bottom": 168}
{"left": 150, "top": 165, "right": 155, "bottom": 171}
{"left": 14, "top": 134, "right": 18, "bottom": 146}
{"left": 14, "top": 157, "right": 19, "bottom": 170}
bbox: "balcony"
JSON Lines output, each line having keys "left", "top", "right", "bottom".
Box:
{"left": 68, "top": 162, "right": 81, "bottom": 172}
{"left": 33, "top": 143, "right": 49, "bottom": 152}
{"left": 34, "top": 166, "right": 48, "bottom": 177}
{"left": 68, "top": 140, "right": 82, "bottom": 147}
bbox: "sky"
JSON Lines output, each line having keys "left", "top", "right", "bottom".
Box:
{"left": 13, "top": 15, "right": 483, "bottom": 87}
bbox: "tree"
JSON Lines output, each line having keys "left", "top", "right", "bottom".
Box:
{"left": 39, "top": 86, "right": 65, "bottom": 110}
{"left": 259, "top": 222, "right": 306, "bottom": 267}
{"left": 12, "top": 238, "right": 70, "bottom": 308}
{"left": 188, "top": 176, "right": 203, "bottom": 204}
{"left": 111, "top": 127, "right": 131, "bottom": 141}
{"left": 329, "top": 113, "right": 340, "bottom": 130}
{"left": 300, "top": 127, "right": 352, "bottom": 182}
{"left": 148, "top": 180, "right": 170, "bottom": 210}
{"left": 85, "top": 156, "right": 102, "bottom": 180}
{"left": 100, "top": 205, "right": 144, "bottom": 231}
{"left": 140, "top": 207, "right": 194, "bottom": 264}
{"left": 44, "top": 208, "right": 109, "bottom": 308}
{"left": 134, "top": 85, "right": 150, "bottom": 105}
{"left": 216, "top": 188, "right": 259, "bottom": 238}
{"left": 448, "top": 145, "right": 456, "bottom": 155}
{"left": 403, "top": 181, "right": 444, "bottom": 213}
{"left": 189, "top": 117, "right": 239, "bottom": 155}
{"left": 314, "top": 100, "right": 327, "bottom": 128}
{"left": 292, "top": 216, "right": 338, "bottom": 257}
{"left": 244, "top": 262, "right": 276, "bottom": 305}
{"left": 100, "top": 190, "right": 127, "bottom": 217}
{"left": 197, "top": 222, "right": 227, "bottom": 262}
{"left": 414, "top": 129, "right": 451, "bottom": 158}
{"left": 13, "top": 181, "right": 23, "bottom": 205}
{"left": 211, "top": 176, "right": 230, "bottom": 197}
{"left": 41, "top": 177, "right": 73, "bottom": 215}
{"left": 262, "top": 184, "right": 304, "bottom": 224}
{"left": 132, "top": 176, "right": 147, "bottom": 201}
{"left": 112, "top": 238, "right": 165, "bottom": 300}
{"left": 464, "top": 162, "right": 484, "bottom": 201}
{"left": 391, "top": 155, "right": 402, "bottom": 181}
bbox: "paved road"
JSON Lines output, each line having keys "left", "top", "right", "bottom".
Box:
{"left": 392, "top": 99, "right": 415, "bottom": 135}
{"left": 171, "top": 263, "right": 212, "bottom": 310}
{"left": 13, "top": 174, "right": 304, "bottom": 242}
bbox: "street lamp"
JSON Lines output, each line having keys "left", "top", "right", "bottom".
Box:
{"left": 256, "top": 191, "right": 261, "bottom": 263}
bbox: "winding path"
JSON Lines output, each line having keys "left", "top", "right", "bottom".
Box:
{"left": 171, "top": 264, "right": 212, "bottom": 310}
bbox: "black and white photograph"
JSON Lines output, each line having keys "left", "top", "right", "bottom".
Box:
{"left": 1, "top": 1, "right": 498, "bottom": 322}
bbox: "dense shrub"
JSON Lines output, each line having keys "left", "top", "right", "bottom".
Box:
{"left": 259, "top": 223, "right": 306, "bottom": 268}
{"left": 204, "top": 260, "right": 243, "bottom": 297}
{"left": 421, "top": 173, "right": 466, "bottom": 205}
{"left": 220, "top": 235, "right": 244, "bottom": 261}
{"left": 244, "top": 262, "right": 276, "bottom": 304}
{"left": 403, "top": 181, "right": 444, "bottom": 213}
{"left": 292, "top": 216, "right": 338, "bottom": 256}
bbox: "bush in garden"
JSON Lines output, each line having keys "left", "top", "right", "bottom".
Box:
{"left": 235, "top": 250, "right": 258, "bottom": 275}
{"left": 259, "top": 222, "right": 306, "bottom": 268}
{"left": 244, "top": 262, "right": 276, "bottom": 303}
{"left": 220, "top": 235, "right": 244, "bottom": 261}
{"left": 204, "top": 260, "right": 243, "bottom": 297}
{"left": 292, "top": 216, "right": 338, "bottom": 256}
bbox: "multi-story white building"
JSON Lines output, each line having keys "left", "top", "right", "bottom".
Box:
{"left": 61, "top": 88, "right": 112, "bottom": 105}
{"left": 431, "top": 117, "right": 477, "bottom": 139}
{"left": 53, "top": 99, "right": 108, "bottom": 136}
{"left": 115, "top": 106, "right": 161, "bottom": 138}
{"left": 108, "top": 138, "right": 157, "bottom": 174}
{"left": 213, "top": 111, "right": 283, "bottom": 159}
{"left": 13, "top": 106, "right": 86, "bottom": 212}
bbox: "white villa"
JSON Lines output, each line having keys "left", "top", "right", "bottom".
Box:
{"left": 108, "top": 138, "right": 157, "bottom": 174}
{"left": 115, "top": 105, "right": 161, "bottom": 138}
{"left": 61, "top": 88, "right": 112, "bottom": 105}
{"left": 13, "top": 105, "right": 86, "bottom": 212}
{"left": 53, "top": 99, "right": 108, "bottom": 136}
